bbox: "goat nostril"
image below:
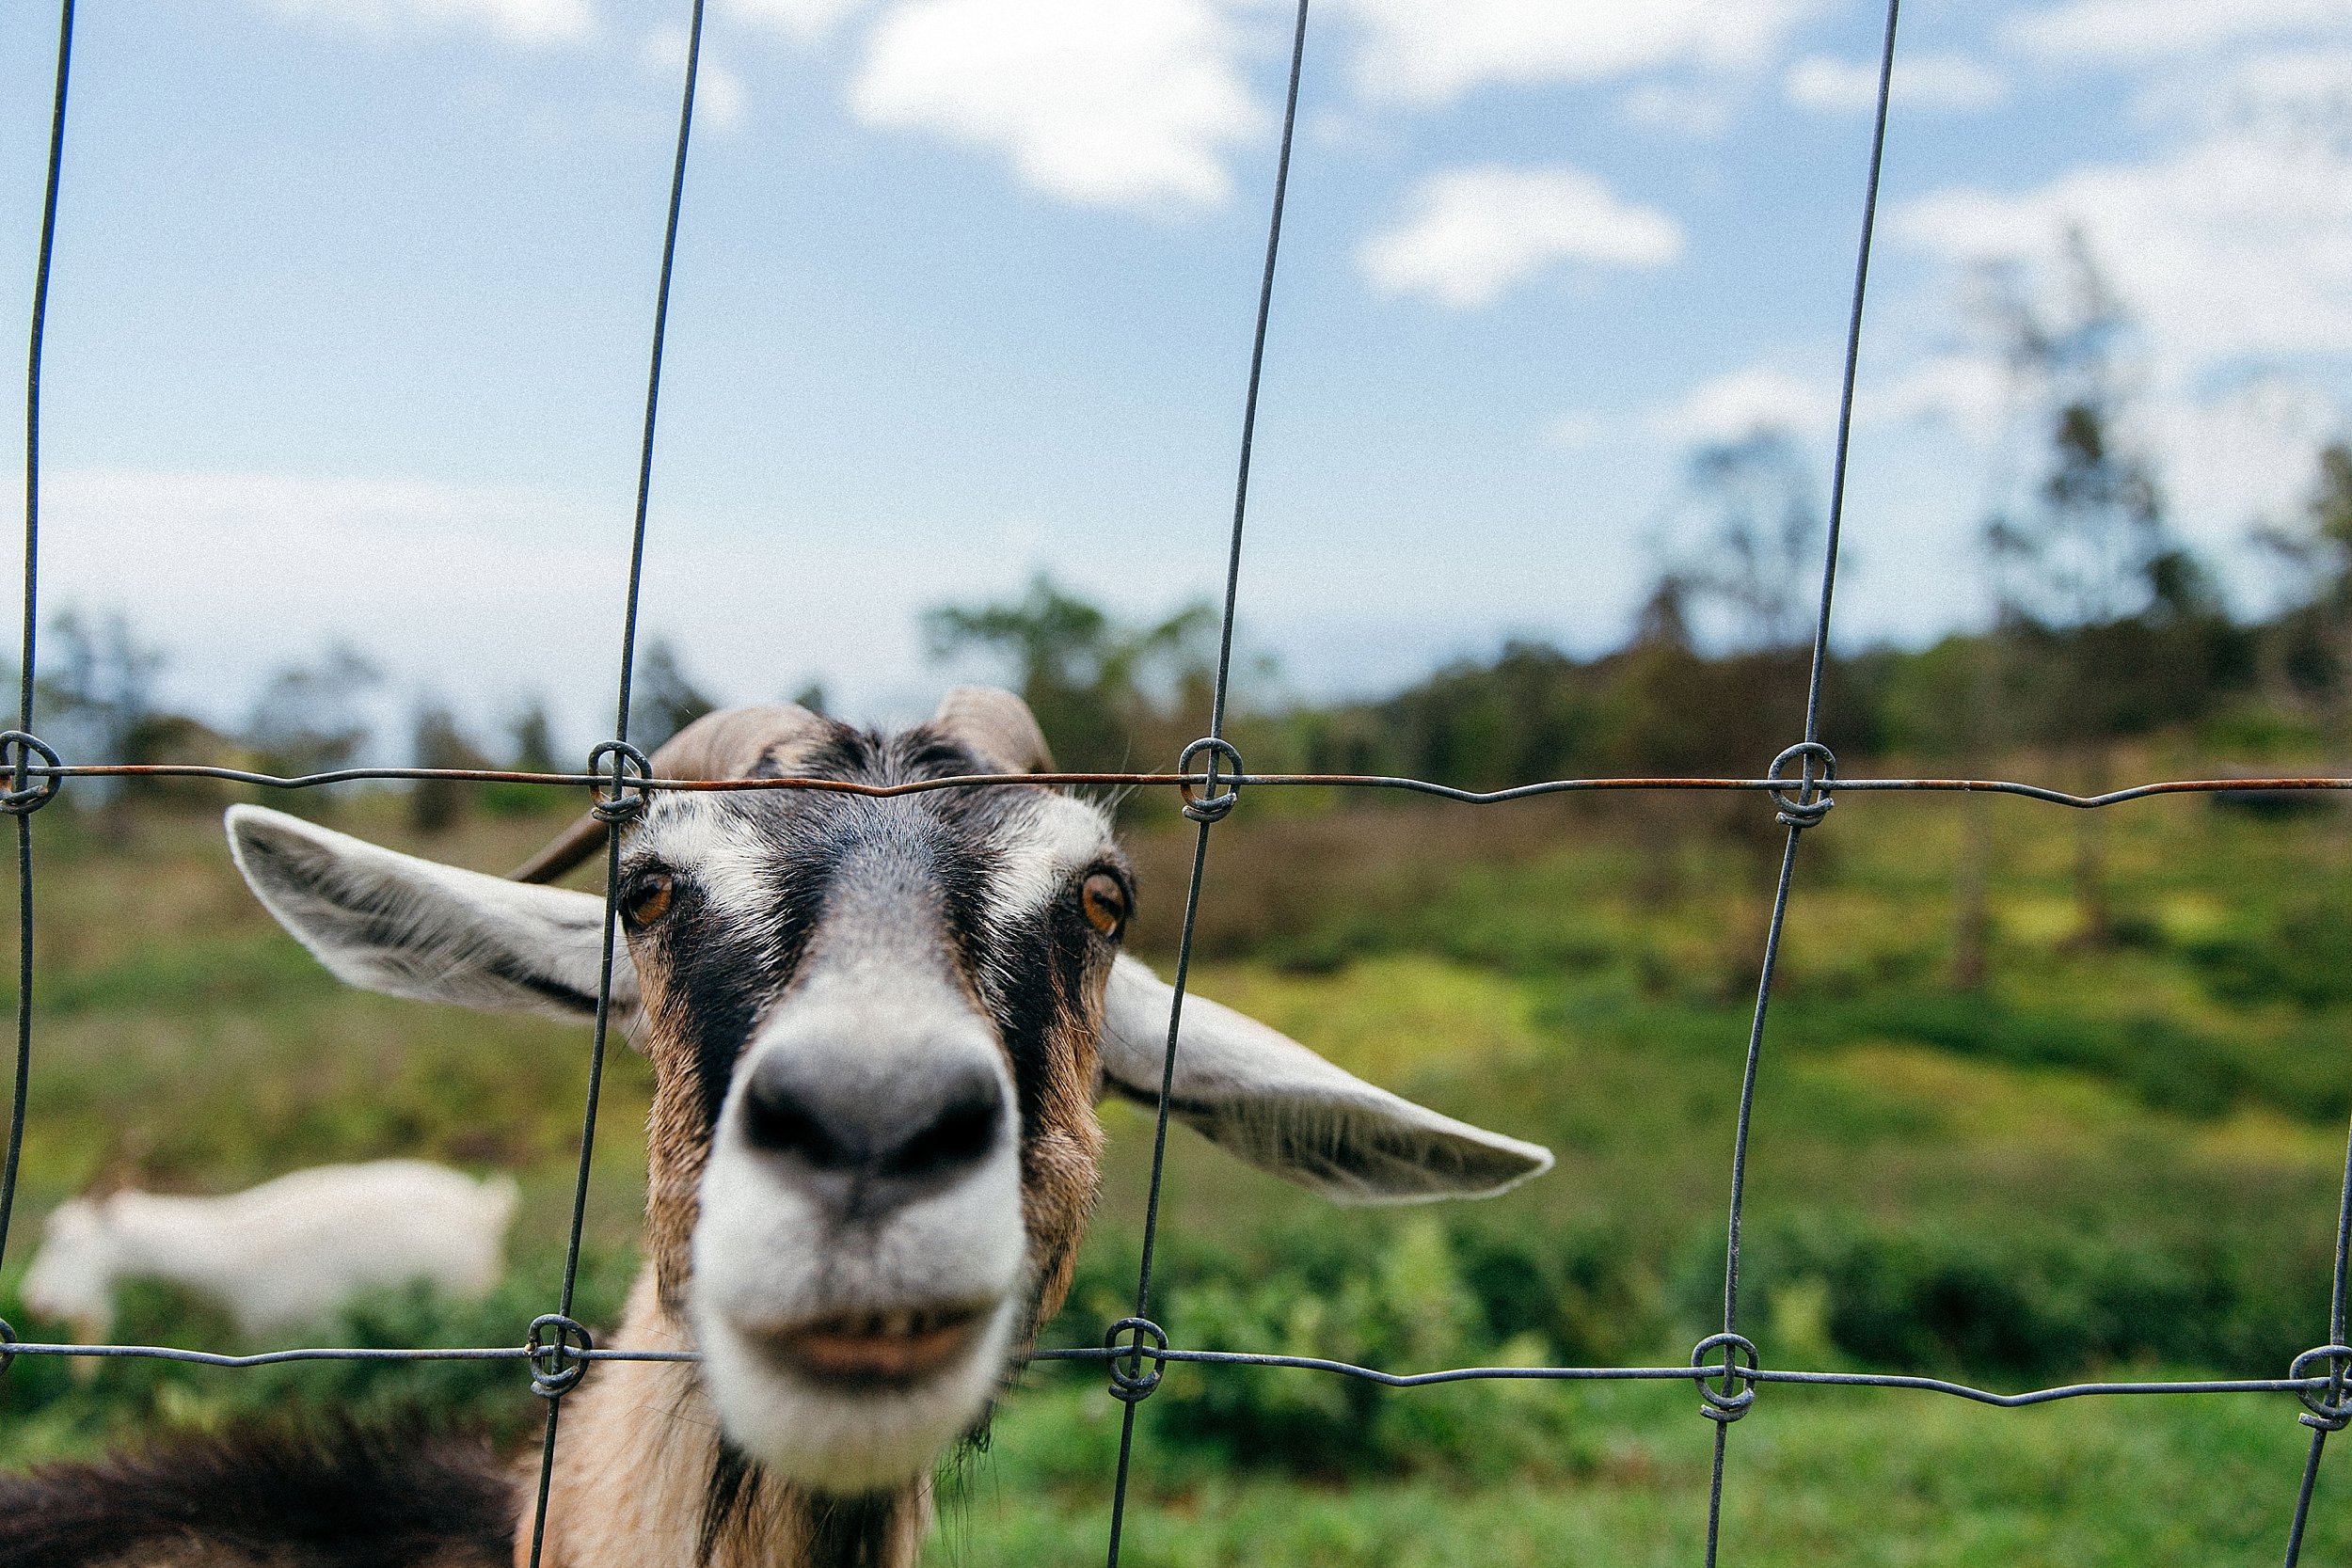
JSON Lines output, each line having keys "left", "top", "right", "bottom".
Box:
{"left": 738, "top": 1053, "right": 1003, "bottom": 1189}
{"left": 882, "top": 1083, "right": 1004, "bottom": 1180}
{"left": 741, "top": 1061, "right": 863, "bottom": 1171}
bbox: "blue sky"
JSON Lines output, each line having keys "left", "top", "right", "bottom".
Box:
{"left": 5, "top": 0, "right": 2352, "bottom": 754}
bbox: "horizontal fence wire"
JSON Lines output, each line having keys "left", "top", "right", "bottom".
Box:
{"left": 0, "top": 1342, "right": 701, "bottom": 1369}
{"left": 16, "top": 759, "right": 2352, "bottom": 809}
{"left": 0, "top": 1337, "right": 2341, "bottom": 1409}
{"left": 4, "top": 0, "right": 2349, "bottom": 1561}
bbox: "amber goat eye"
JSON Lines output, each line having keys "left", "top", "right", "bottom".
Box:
{"left": 621, "top": 872, "right": 675, "bottom": 927}
{"left": 1080, "top": 872, "right": 1128, "bottom": 938}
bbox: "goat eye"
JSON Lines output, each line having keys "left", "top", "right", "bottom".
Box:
{"left": 621, "top": 871, "right": 675, "bottom": 927}
{"left": 1080, "top": 872, "right": 1127, "bottom": 939}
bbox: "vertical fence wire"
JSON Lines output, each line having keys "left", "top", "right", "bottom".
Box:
{"left": 1701, "top": 3, "right": 1900, "bottom": 1562}
{"left": 1798, "top": 0, "right": 1900, "bottom": 747}
{"left": 521, "top": 3, "right": 707, "bottom": 1563}
{"left": 0, "top": 0, "right": 76, "bottom": 1294}
{"left": 2280, "top": 1111, "right": 2352, "bottom": 1566}
{"left": 1102, "top": 5, "right": 1311, "bottom": 1564}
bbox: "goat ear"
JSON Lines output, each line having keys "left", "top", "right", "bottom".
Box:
{"left": 1099, "top": 955, "right": 1551, "bottom": 1204}
{"left": 930, "top": 687, "right": 1054, "bottom": 772}
{"left": 226, "top": 804, "right": 636, "bottom": 1023}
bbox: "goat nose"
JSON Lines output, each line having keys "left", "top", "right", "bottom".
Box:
{"left": 739, "top": 1050, "right": 1006, "bottom": 1196}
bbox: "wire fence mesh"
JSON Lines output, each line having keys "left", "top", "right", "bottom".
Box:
{"left": 3, "top": 0, "right": 2349, "bottom": 1565}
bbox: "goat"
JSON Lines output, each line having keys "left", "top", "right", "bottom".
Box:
{"left": 21, "top": 1160, "right": 518, "bottom": 1347}
{"left": 0, "top": 688, "right": 1550, "bottom": 1568}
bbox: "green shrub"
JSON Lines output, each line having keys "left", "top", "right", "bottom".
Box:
{"left": 1780, "top": 991, "right": 2305, "bottom": 1121}
{"left": 1046, "top": 1214, "right": 1653, "bottom": 1478}
{"left": 0, "top": 1243, "right": 638, "bottom": 1465}
{"left": 1673, "top": 1213, "right": 2328, "bottom": 1383}
{"left": 2183, "top": 897, "right": 2352, "bottom": 1011}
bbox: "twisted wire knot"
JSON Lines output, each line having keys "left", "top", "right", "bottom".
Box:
{"left": 1104, "top": 1316, "right": 1168, "bottom": 1402}
{"left": 2292, "top": 1344, "right": 2352, "bottom": 1432}
{"left": 587, "top": 740, "right": 652, "bottom": 825}
{"left": 0, "top": 1316, "right": 15, "bottom": 1376}
{"left": 1178, "top": 738, "right": 1243, "bottom": 824}
{"left": 527, "top": 1314, "right": 595, "bottom": 1398}
{"left": 1767, "top": 741, "right": 1836, "bottom": 829}
{"left": 1691, "top": 1332, "right": 1759, "bottom": 1423}
{"left": 0, "top": 731, "right": 61, "bottom": 816}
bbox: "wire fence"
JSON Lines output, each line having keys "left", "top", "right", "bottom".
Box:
{"left": 4, "top": 1, "right": 2349, "bottom": 1565}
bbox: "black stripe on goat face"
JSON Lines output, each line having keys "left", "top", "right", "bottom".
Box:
{"left": 617, "top": 727, "right": 1129, "bottom": 1150}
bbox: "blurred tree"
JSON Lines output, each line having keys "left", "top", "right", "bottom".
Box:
{"left": 35, "top": 610, "right": 165, "bottom": 794}
{"left": 408, "top": 702, "right": 492, "bottom": 834}
{"left": 481, "top": 698, "right": 566, "bottom": 819}
{"left": 508, "top": 702, "right": 560, "bottom": 774}
{"left": 114, "top": 710, "right": 246, "bottom": 812}
{"left": 1597, "top": 425, "right": 1830, "bottom": 910}
{"left": 1673, "top": 429, "right": 1827, "bottom": 655}
{"left": 924, "top": 575, "right": 1214, "bottom": 771}
{"left": 1372, "top": 641, "right": 1596, "bottom": 794}
{"left": 1632, "top": 573, "right": 1694, "bottom": 652}
{"left": 1975, "top": 234, "right": 2173, "bottom": 641}
{"left": 1975, "top": 234, "right": 2176, "bottom": 948}
{"left": 628, "top": 639, "right": 717, "bottom": 753}
{"left": 2253, "top": 439, "right": 2352, "bottom": 743}
{"left": 244, "top": 643, "right": 381, "bottom": 816}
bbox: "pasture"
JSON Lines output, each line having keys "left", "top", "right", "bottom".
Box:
{"left": 0, "top": 757, "right": 2345, "bottom": 1565}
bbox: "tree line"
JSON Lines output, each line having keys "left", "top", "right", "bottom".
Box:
{"left": 14, "top": 625, "right": 730, "bottom": 832}
{"left": 27, "top": 242, "right": 2352, "bottom": 866}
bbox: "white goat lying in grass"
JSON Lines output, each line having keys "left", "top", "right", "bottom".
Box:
{"left": 21, "top": 1159, "right": 518, "bottom": 1345}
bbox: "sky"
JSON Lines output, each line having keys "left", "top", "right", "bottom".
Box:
{"left": 4, "top": 0, "right": 2352, "bottom": 756}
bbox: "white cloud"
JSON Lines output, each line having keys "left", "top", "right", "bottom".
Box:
{"left": 1359, "top": 166, "right": 1682, "bottom": 309}
{"left": 2151, "top": 48, "right": 2352, "bottom": 155}
{"left": 1617, "top": 81, "right": 1738, "bottom": 139}
{"left": 849, "top": 0, "right": 1264, "bottom": 213}
{"left": 38, "top": 470, "right": 625, "bottom": 737}
{"left": 644, "top": 27, "right": 747, "bottom": 130}
{"left": 1648, "top": 366, "right": 1835, "bottom": 443}
{"left": 1886, "top": 51, "right": 2352, "bottom": 583}
{"left": 1894, "top": 121, "right": 2352, "bottom": 376}
{"left": 1331, "top": 0, "right": 1815, "bottom": 107}
{"left": 1872, "top": 353, "right": 2013, "bottom": 444}
{"left": 2005, "top": 0, "right": 2352, "bottom": 62}
{"left": 2157, "top": 376, "right": 2342, "bottom": 557}
{"left": 723, "top": 0, "right": 871, "bottom": 41}
{"left": 1785, "top": 53, "right": 2007, "bottom": 115}
{"left": 1548, "top": 410, "right": 1606, "bottom": 449}
{"left": 261, "top": 0, "right": 595, "bottom": 44}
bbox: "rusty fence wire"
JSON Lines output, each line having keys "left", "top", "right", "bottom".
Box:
{"left": 4, "top": 0, "right": 2350, "bottom": 1565}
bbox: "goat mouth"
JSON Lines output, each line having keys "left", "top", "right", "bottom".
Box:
{"left": 748, "top": 1302, "right": 993, "bottom": 1390}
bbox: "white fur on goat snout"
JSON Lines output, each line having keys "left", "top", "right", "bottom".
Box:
{"left": 20, "top": 1160, "right": 517, "bottom": 1342}
{"left": 688, "top": 947, "right": 1030, "bottom": 1493}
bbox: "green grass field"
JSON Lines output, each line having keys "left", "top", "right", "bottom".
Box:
{"left": 0, "top": 764, "right": 2345, "bottom": 1564}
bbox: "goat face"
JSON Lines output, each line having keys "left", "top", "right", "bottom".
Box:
{"left": 223, "top": 689, "right": 1550, "bottom": 1497}
{"left": 631, "top": 727, "right": 1125, "bottom": 1489}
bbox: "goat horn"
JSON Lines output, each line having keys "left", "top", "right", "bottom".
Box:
{"left": 508, "top": 703, "right": 827, "bottom": 884}
{"left": 929, "top": 686, "right": 1054, "bottom": 773}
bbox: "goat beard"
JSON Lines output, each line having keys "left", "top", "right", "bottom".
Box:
{"left": 695, "top": 1437, "right": 926, "bottom": 1568}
